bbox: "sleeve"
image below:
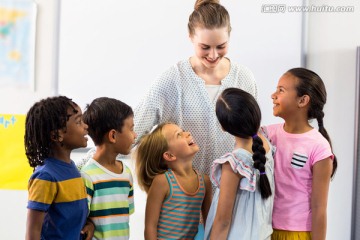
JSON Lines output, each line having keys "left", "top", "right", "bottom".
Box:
{"left": 133, "top": 66, "right": 178, "bottom": 145}
{"left": 311, "top": 138, "right": 334, "bottom": 166}
{"left": 27, "top": 171, "right": 57, "bottom": 211}
{"left": 261, "top": 124, "right": 277, "bottom": 144}
{"left": 210, "top": 153, "right": 257, "bottom": 192}
{"left": 248, "top": 69, "right": 258, "bottom": 100}
{"left": 76, "top": 147, "right": 96, "bottom": 170}
{"left": 127, "top": 166, "right": 135, "bottom": 215}
{"left": 80, "top": 171, "right": 94, "bottom": 211}
{"left": 238, "top": 64, "right": 258, "bottom": 100}
{"left": 260, "top": 126, "right": 276, "bottom": 157}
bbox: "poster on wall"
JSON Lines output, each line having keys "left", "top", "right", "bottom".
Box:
{"left": 0, "top": 114, "right": 32, "bottom": 190}
{"left": 0, "top": 0, "right": 37, "bottom": 90}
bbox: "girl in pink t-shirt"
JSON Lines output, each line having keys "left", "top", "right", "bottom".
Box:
{"left": 263, "top": 68, "right": 338, "bottom": 240}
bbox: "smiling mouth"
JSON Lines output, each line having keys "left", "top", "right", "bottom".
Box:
{"left": 205, "top": 57, "right": 219, "bottom": 63}
{"left": 189, "top": 139, "right": 195, "bottom": 146}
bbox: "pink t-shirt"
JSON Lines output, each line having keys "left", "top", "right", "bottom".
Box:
{"left": 263, "top": 123, "right": 333, "bottom": 231}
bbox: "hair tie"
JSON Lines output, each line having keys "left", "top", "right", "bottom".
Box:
{"left": 260, "top": 172, "right": 266, "bottom": 175}
{"left": 252, "top": 134, "right": 258, "bottom": 139}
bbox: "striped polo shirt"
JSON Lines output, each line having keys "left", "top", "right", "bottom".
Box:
{"left": 157, "top": 169, "right": 205, "bottom": 239}
{"left": 81, "top": 159, "right": 134, "bottom": 240}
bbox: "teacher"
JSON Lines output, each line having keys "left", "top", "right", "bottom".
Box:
{"left": 133, "top": 0, "right": 258, "bottom": 176}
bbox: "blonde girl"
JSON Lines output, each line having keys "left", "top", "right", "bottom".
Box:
{"left": 135, "top": 123, "right": 212, "bottom": 240}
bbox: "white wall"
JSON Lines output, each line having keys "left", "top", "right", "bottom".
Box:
{"left": 0, "top": 0, "right": 359, "bottom": 239}
{"left": 0, "top": 0, "right": 59, "bottom": 239}
{"left": 306, "top": 0, "right": 360, "bottom": 239}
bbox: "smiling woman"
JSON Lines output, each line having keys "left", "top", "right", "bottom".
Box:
{"left": 133, "top": 0, "right": 258, "bottom": 179}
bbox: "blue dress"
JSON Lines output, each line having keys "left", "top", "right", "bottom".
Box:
{"left": 204, "top": 145, "right": 275, "bottom": 240}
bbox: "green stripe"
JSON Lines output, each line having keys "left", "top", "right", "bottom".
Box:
{"left": 91, "top": 201, "right": 129, "bottom": 211}
{"left": 93, "top": 187, "right": 130, "bottom": 197}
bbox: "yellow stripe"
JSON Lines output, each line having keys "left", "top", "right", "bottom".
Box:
{"left": 28, "top": 177, "right": 87, "bottom": 204}
{"left": 55, "top": 177, "right": 87, "bottom": 202}
{"left": 28, "top": 179, "right": 57, "bottom": 204}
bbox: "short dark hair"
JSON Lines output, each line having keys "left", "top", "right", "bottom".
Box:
{"left": 83, "top": 97, "right": 133, "bottom": 145}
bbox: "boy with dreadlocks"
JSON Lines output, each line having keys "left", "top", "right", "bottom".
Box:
{"left": 25, "top": 96, "right": 94, "bottom": 240}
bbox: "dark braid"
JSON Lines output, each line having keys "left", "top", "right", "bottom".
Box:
{"left": 288, "top": 68, "right": 338, "bottom": 178}
{"left": 252, "top": 135, "right": 272, "bottom": 199}
{"left": 216, "top": 88, "right": 272, "bottom": 199}
{"left": 24, "top": 96, "right": 78, "bottom": 169}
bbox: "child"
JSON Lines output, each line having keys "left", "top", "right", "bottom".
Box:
{"left": 25, "top": 96, "right": 93, "bottom": 240}
{"left": 204, "top": 88, "right": 275, "bottom": 240}
{"left": 80, "top": 97, "right": 136, "bottom": 240}
{"left": 135, "top": 123, "right": 212, "bottom": 240}
{"left": 264, "top": 68, "right": 337, "bottom": 240}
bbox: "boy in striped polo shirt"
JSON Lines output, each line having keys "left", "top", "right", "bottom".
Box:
{"left": 80, "top": 97, "right": 137, "bottom": 240}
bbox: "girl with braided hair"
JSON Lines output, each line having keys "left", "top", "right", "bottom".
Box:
{"left": 25, "top": 96, "right": 94, "bottom": 240}
{"left": 264, "top": 68, "right": 338, "bottom": 240}
{"left": 204, "top": 88, "right": 275, "bottom": 240}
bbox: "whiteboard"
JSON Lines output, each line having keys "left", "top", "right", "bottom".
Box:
{"left": 58, "top": 0, "right": 303, "bottom": 125}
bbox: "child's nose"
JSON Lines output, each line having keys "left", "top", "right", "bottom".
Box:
{"left": 271, "top": 93, "right": 276, "bottom": 99}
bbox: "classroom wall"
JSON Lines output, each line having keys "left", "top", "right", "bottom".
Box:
{"left": 0, "top": 0, "right": 359, "bottom": 239}
{"left": 0, "top": 0, "right": 59, "bottom": 239}
{"left": 306, "top": 0, "right": 360, "bottom": 238}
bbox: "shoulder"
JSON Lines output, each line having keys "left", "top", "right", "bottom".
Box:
{"left": 29, "top": 167, "right": 54, "bottom": 182}
{"left": 148, "top": 173, "right": 170, "bottom": 196}
{"left": 231, "top": 62, "right": 254, "bottom": 74}
{"left": 80, "top": 158, "right": 97, "bottom": 172}
{"left": 262, "top": 123, "right": 282, "bottom": 138}
{"left": 230, "top": 62, "right": 255, "bottom": 80}
{"left": 156, "top": 60, "right": 187, "bottom": 83}
{"left": 152, "top": 173, "right": 169, "bottom": 185}
{"left": 120, "top": 161, "right": 134, "bottom": 182}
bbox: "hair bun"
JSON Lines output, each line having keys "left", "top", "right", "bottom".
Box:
{"left": 194, "top": 0, "right": 220, "bottom": 10}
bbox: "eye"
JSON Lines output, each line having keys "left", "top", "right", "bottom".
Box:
{"left": 217, "top": 46, "right": 226, "bottom": 50}
{"left": 201, "top": 46, "right": 210, "bottom": 50}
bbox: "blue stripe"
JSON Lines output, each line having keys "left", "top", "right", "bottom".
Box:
{"left": 159, "top": 212, "right": 200, "bottom": 220}
{"left": 90, "top": 207, "right": 129, "bottom": 217}
{"left": 94, "top": 181, "right": 130, "bottom": 190}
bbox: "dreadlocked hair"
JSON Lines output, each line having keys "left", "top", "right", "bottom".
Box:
{"left": 24, "top": 96, "right": 78, "bottom": 169}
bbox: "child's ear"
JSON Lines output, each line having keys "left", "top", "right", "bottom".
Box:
{"left": 298, "top": 95, "right": 310, "bottom": 108}
{"left": 108, "top": 129, "right": 117, "bottom": 143}
{"left": 50, "top": 130, "right": 63, "bottom": 142}
{"left": 163, "top": 151, "right": 176, "bottom": 162}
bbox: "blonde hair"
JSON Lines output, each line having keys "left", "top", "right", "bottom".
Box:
{"left": 188, "top": 0, "right": 231, "bottom": 36}
{"left": 135, "top": 123, "right": 170, "bottom": 193}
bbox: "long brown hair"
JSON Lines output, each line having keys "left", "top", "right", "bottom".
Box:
{"left": 135, "top": 123, "right": 170, "bottom": 193}
{"left": 288, "top": 68, "right": 338, "bottom": 178}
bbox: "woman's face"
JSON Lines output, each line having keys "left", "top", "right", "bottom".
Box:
{"left": 190, "top": 27, "right": 229, "bottom": 69}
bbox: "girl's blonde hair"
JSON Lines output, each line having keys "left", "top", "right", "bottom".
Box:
{"left": 135, "top": 123, "right": 170, "bottom": 193}
{"left": 188, "top": 0, "right": 231, "bottom": 37}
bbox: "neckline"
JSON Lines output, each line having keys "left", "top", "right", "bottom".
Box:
{"left": 280, "top": 123, "right": 316, "bottom": 137}
{"left": 90, "top": 158, "right": 125, "bottom": 177}
{"left": 186, "top": 58, "right": 232, "bottom": 84}
{"left": 170, "top": 169, "right": 200, "bottom": 196}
